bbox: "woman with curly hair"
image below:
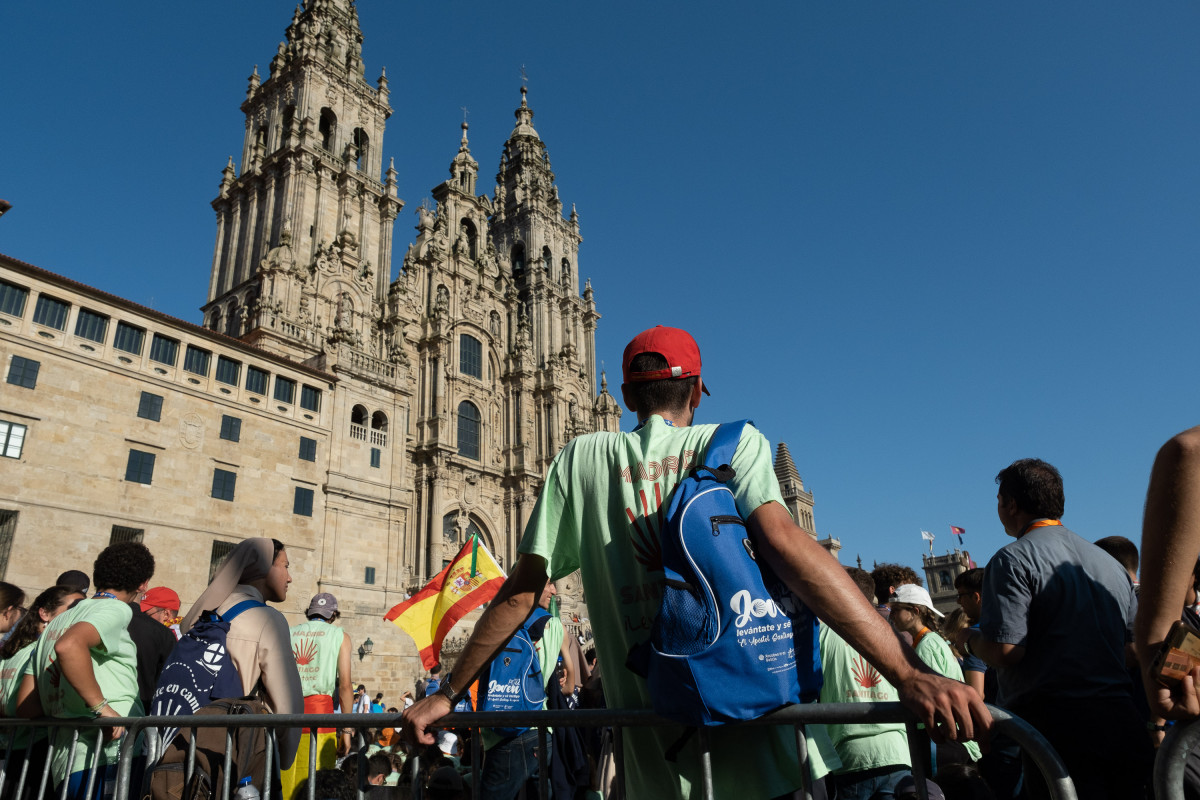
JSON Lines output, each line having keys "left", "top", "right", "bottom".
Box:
{"left": 24, "top": 541, "right": 156, "bottom": 800}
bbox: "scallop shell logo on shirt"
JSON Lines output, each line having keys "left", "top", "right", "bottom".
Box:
{"left": 294, "top": 638, "right": 318, "bottom": 666}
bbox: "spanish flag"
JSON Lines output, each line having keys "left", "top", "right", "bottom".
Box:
{"left": 384, "top": 535, "right": 506, "bottom": 669}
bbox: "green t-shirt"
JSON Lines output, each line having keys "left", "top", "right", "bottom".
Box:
{"left": 518, "top": 416, "right": 809, "bottom": 799}
{"left": 33, "top": 597, "right": 140, "bottom": 780}
{"left": 818, "top": 623, "right": 911, "bottom": 774}
{"left": 0, "top": 641, "right": 35, "bottom": 718}
{"left": 290, "top": 619, "right": 345, "bottom": 698}
{"left": 914, "top": 631, "right": 981, "bottom": 762}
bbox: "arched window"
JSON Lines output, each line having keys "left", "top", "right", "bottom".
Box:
{"left": 542, "top": 246, "right": 553, "bottom": 276}
{"left": 370, "top": 410, "right": 388, "bottom": 446}
{"left": 319, "top": 108, "right": 337, "bottom": 152}
{"left": 457, "top": 401, "right": 481, "bottom": 460}
{"left": 561, "top": 258, "right": 571, "bottom": 286}
{"left": 460, "top": 334, "right": 482, "bottom": 379}
{"left": 939, "top": 570, "right": 953, "bottom": 591}
{"left": 352, "top": 128, "right": 369, "bottom": 171}
{"left": 225, "top": 300, "right": 240, "bottom": 337}
{"left": 511, "top": 243, "right": 526, "bottom": 282}
{"left": 350, "top": 404, "right": 368, "bottom": 441}
{"left": 208, "top": 309, "right": 222, "bottom": 333}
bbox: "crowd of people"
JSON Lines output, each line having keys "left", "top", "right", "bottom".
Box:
{"left": 9, "top": 322, "right": 1200, "bottom": 800}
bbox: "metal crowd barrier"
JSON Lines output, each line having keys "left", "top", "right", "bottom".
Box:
{"left": 1154, "top": 716, "right": 1200, "bottom": 800}
{"left": 0, "top": 704, "right": 1075, "bottom": 800}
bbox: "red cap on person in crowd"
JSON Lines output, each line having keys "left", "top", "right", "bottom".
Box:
{"left": 140, "top": 587, "right": 181, "bottom": 614}
{"left": 621, "top": 326, "right": 710, "bottom": 395}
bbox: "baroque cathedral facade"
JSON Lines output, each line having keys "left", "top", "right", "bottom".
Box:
{"left": 0, "top": 0, "right": 829, "bottom": 695}
{"left": 201, "top": 0, "right": 619, "bottom": 586}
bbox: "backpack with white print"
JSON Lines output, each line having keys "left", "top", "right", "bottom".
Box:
{"left": 476, "top": 607, "right": 552, "bottom": 738}
{"left": 632, "top": 420, "right": 822, "bottom": 726}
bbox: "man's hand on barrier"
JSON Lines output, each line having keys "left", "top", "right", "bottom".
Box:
{"left": 401, "top": 693, "right": 452, "bottom": 746}
{"left": 97, "top": 703, "right": 125, "bottom": 741}
{"left": 897, "top": 670, "right": 992, "bottom": 746}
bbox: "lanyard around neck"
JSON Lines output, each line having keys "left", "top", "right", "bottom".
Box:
{"left": 1022, "top": 519, "right": 1062, "bottom": 535}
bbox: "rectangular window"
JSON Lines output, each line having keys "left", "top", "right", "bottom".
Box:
{"left": 298, "top": 436, "right": 317, "bottom": 462}
{"left": 110, "top": 525, "right": 144, "bottom": 544}
{"left": 274, "top": 376, "right": 296, "bottom": 404}
{"left": 113, "top": 321, "right": 145, "bottom": 355}
{"left": 300, "top": 385, "right": 321, "bottom": 413}
{"left": 220, "top": 415, "right": 241, "bottom": 442}
{"left": 137, "top": 392, "right": 163, "bottom": 422}
{"left": 460, "top": 334, "right": 482, "bottom": 379}
{"left": 0, "top": 422, "right": 27, "bottom": 458}
{"left": 32, "top": 295, "right": 69, "bottom": 331}
{"left": 124, "top": 449, "right": 156, "bottom": 484}
{"left": 293, "top": 487, "right": 314, "bottom": 517}
{"left": 364, "top": 566, "right": 376, "bottom": 585}
{"left": 209, "top": 540, "right": 235, "bottom": 582}
{"left": 74, "top": 309, "right": 109, "bottom": 343}
{"left": 0, "top": 281, "right": 28, "bottom": 318}
{"left": 245, "top": 366, "right": 269, "bottom": 395}
{"left": 215, "top": 356, "right": 241, "bottom": 386}
{"left": 211, "top": 468, "right": 237, "bottom": 501}
{"left": 149, "top": 334, "right": 179, "bottom": 366}
{"left": 6, "top": 356, "right": 39, "bottom": 390}
{"left": 184, "top": 345, "right": 211, "bottom": 376}
{"left": 0, "top": 510, "right": 16, "bottom": 579}
{"left": 370, "top": 447, "right": 381, "bottom": 469}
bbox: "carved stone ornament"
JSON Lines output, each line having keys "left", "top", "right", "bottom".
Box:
{"left": 179, "top": 413, "right": 205, "bottom": 449}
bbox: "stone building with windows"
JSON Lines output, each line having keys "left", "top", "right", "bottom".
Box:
{"left": 0, "top": 0, "right": 620, "bottom": 696}
{"left": 922, "top": 549, "right": 975, "bottom": 615}
{"left": 0, "top": 0, "right": 833, "bottom": 696}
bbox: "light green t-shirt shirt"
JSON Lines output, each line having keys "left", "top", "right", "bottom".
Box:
{"left": 290, "top": 619, "right": 346, "bottom": 698}
{"left": 818, "top": 623, "right": 911, "bottom": 774}
{"left": 914, "top": 632, "right": 981, "bottom": 762}
{"left": 0, "top": 641, "right": 40, "bottom": 749}
{"left": 518, "top": 417, "right": 809, "bottom": 799}
{"left": 33, "top": 597, "right": 140, "bottom": 781}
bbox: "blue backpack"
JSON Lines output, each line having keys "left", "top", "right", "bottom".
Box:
{"left": 638, "top": 421, "right": 822, "bottom": 726}
{"left": 476, "top": 607, "right": 552, "bottom": 738}
{"left": 151, "top": 600, "right": 265, "bottom": 744}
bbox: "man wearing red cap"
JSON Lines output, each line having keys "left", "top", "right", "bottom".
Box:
{"left": 130, "top": 586, "right": 180, "bottom": 715}
{"left": 405, "top": 325, "right": 990, "bottom": 798}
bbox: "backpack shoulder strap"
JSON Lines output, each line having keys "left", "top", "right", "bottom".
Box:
{"left": 703, "top": 420, "right": 750, "bottom": 470}
{"left": 223, "top": 599, "right": 266, "bottom": 623}
{"left": 526, "top": 607, "right": 552, "bottom": 641}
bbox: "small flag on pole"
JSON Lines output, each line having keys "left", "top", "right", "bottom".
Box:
{"left": 950, "top": 525, "right": 966, "bottom": 546}
{"left": 920, "top": 529, "right": 935, "bottom": 554}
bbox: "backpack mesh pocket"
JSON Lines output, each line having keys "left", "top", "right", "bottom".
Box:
{"left": 654, "top": 580, "right": 715, "bottom": 656}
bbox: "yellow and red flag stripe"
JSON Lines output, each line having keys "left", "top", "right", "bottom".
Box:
{"left": 384, "top": 535, "right": 505, "bottom": 669}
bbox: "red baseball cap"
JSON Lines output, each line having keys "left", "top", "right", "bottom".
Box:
{"left": 140, "top": 587, "right": 180, "bottom": 614}
{"left": 622, "top": 326, "right": 710, "bottom": 395}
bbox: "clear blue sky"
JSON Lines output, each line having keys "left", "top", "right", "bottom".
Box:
{"left": 3, "top": 2, "right": 1198, "bottom": 574}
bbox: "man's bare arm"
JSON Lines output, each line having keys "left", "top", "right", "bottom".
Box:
{"left": 954, "top": 628, "right": 1025, "bottom": 668}
{"left": 55, "top": 622, "right": 126, "bottom": 739}
{"left": 1136, "top": 426, "right": 1200, "bottom": 719}
{"left": 336, "top": 634, "right": 354, "bottom": 755}
{"left": 749, "top": 501, "right": 991, "bottom": 742}
{"left": 401, "top": 554, "right": 548, "bottom": 744}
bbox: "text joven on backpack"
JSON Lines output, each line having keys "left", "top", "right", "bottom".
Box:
{"left": 476, "top": 606, "right": 553, "bottom": 738}
{"left": 632, "top": 420, "right": 823, "bottom": 726}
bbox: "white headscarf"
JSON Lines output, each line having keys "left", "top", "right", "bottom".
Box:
{"left": 181, "top": 538, "right": 276, "bottom": 633}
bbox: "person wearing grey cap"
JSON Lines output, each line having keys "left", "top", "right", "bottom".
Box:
{"left": 280, "top": 592, "right": 353, "bottom": 800}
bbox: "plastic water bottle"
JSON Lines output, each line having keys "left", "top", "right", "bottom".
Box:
{"left": 234, "top": 777, "right": 259, "bottom": 800}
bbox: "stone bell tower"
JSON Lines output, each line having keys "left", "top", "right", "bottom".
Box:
{"left": 204, "top": 0, "right": 404, "bottom": 367}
